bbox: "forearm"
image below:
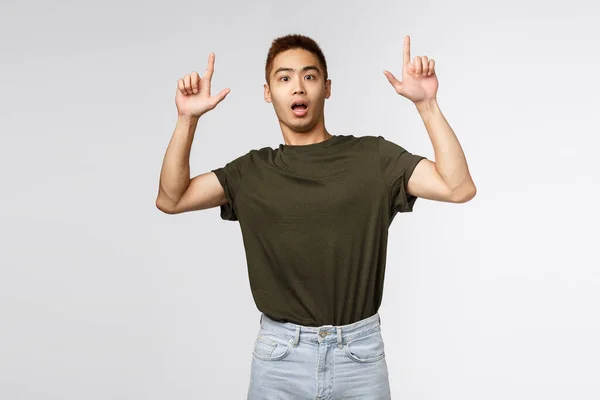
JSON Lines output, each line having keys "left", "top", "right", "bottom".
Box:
{"left": 157, "top": 115, "right": 200, "bottom": 206}
{"left": 415, "top": 98, "right": 475, "bottom": 192}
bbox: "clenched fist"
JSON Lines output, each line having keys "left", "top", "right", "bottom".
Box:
{"left": 176, "top": 53, "right": 230, "bottom": 118}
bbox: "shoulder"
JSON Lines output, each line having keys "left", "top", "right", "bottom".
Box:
{"left": 344, "top": 134, "right": 387, "bottom": 146}
{"left": 247, "top": 145, "right": 277, "bottom": 162}
{"left": 341, "top": 134, "right": 394, "bottom": 155}
{"left": 373, "top": 135, "right": 412, "bottom": 155}
{"left": 333, "top": 133, "right": 381, "bottom": 150}
{"left": 226, "top": 148, "right": 257, "bottom": 166}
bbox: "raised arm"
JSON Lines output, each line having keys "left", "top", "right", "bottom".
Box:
{"left": 383, "top": 35, "right": 476, "bottom": 203}
{"left": 155, "top": 53, "right": 231, "bottom": 214}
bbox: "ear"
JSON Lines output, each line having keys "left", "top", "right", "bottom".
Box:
{"left": 264, "top": 83, "right": 272, "bottom": 103}
{"left": 324, "top": 79, "right": 332, "bottom": 99}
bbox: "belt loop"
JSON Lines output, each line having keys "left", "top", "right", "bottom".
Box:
{"left": 293, "top": 325, "right": 300, "bottom": 347}
{"left": 337, "top": 326, "right": 343, "bottom": 349}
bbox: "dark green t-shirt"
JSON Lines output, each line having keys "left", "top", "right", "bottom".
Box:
{"left": 211, "top": 134, "right": 426, "bottom": 326}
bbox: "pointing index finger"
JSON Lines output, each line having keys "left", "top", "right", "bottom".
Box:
{"left": 403, "top": 35, "right": 411, "bottom": 65}
{"left": 205, "top": 52, "right": 215, "bottom": 80}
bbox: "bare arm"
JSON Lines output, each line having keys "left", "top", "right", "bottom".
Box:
{"left": 155, "top": 115, "right": 227, "bottom": 214}
{"left": 407, "top": 99, "right": 476, "bottom": 203}
{"left": 383, "top": 36, "right": 476, "bottom": 203}
{"left": 155, "top": 52, "right": 231, "bottom": 214}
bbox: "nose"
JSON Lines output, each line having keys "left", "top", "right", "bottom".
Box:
{"left": 293, "top": 77, "right": 305, "bottom": 95}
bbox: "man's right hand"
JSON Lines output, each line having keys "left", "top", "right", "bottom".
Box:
{"left": 175, "top": 53, "right": 230, "bottom": 118}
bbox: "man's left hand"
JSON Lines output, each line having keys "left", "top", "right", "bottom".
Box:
{"left": 383, "top": 35, "right": 439, "bottom": 106}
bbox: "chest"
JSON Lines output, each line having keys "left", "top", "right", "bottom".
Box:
{"left": 237, "top": 163, "right": 383, "bottom": 224}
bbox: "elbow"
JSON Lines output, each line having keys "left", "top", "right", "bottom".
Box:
{"left": 156, "top": 197, "right": 177, "bottom": 214}
{"left": 451, "top": 184, "right": 477, "bottom": 203}
{"left": 463, "top": 185, "right": 477, "bottom": 202}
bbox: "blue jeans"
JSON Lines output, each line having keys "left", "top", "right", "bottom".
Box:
{"left": 247, "top": 312, "right": 391, "bottom": 399}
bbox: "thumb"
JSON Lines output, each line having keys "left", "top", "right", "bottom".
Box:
{"left": 383, "top": 70, "right": 404, "bottom": 94}
{"left": 214, "top": 88, "right": 231, "bottom": 105}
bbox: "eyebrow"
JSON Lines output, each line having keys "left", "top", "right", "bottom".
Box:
{"left": 273, "top": 65, "right": 321, "bottom": 76}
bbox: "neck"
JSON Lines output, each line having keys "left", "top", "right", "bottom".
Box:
{"left": 280, "top": 119, "right": 331, "bottom": 146}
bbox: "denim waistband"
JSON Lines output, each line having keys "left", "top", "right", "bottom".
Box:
{"left": 259, "top": 312, "right": 382, "bottom": 348}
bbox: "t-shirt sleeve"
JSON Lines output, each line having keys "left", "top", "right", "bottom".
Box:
{"left": 210, "top": 153, "right": 247, "bottom": 221}
{"left": 378, "top": 135, "right": 427, "bottom": 214}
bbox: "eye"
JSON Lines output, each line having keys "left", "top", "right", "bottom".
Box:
{"left": 305, "top": 75, "right": 315, "bottom": 80}
{"left": 280, "top": 76, "right": 289, "bottom": 82}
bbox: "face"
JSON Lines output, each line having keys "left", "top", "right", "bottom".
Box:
{"left": 264, "top": 48, "right": 331, "bottom": 134}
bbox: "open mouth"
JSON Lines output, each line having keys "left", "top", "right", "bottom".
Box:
{"left": 291, "top": 101, "right": 308, "bottom": 117}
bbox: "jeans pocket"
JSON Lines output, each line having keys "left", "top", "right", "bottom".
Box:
{"left": 343, "top": 329, "right": 386, "bottom": 363}
{"left": 252, "top": 330, "right": 292, "bottom": 362}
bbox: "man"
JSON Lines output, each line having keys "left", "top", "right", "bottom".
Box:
{"left": 156, "top": 34, "right": 476, "bottom": 399}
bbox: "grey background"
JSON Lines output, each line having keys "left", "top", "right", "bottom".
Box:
{"left": 1, "top": 0, "right": 599, "bottom": 399}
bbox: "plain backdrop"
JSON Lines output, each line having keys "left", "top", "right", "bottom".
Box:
{"left": 1, "top": 0, "right": 599, "bottom": 399}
